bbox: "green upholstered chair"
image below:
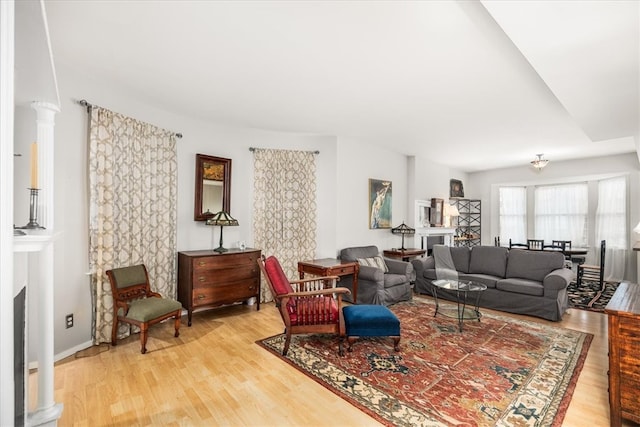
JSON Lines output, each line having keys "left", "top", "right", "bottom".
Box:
{"left": 106, "top": 264, "right": 182, "bottom": 354}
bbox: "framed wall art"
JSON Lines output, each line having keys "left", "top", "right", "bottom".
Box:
{"left": 369, "top": 179, "right": 392, "bottom": 229}
{"left": 430, "top": 198, "right": 444, "bottom": 227}
{"left": 450, "top": 179, "right": 464, "bottom": 198}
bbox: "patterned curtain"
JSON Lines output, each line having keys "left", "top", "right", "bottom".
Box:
{"left": 88, "top": 107, "right": 178, "bottom": 344}
{"left": 253, "top": 149, "right": 317, "bottom": 302}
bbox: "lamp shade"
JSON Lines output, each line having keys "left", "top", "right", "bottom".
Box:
{"left": 206, "top": 211, "right": 239, "bottom": 227}
{"left": 391, "top": 222, "right": 415, "bottom": 250}
{"left": 447, "top": 204, "right": 460, "bottom": 217}
{"left": 206, "top": 211, "right": 238, "bottom": 252}
{"left": 634, "top": 221, "right": 640, "bottom": 234}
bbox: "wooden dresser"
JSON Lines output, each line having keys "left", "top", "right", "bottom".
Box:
{"left": 604, "top": 282, "right": 640, "bottom": 427}
{"left": 178, "top": 249, "right": 261, "bottom": 326}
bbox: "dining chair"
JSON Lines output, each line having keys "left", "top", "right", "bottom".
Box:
{"left": 106, "top": 264, "right": 182, "bottom": 354}
{"left": 509, "top": 239, "right": 528, "bottom": 249}
{"left": 527, "top": 239, "right": 544, "bottom": 250}
{"left": 577, "top": 240, "right": 606, "bottom": 291}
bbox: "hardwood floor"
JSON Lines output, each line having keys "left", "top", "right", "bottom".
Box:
{"left": 32, "top": 297, "right": 632, "bottom": 426}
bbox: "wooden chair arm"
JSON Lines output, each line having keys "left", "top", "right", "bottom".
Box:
{"left": 115, "top": 300, "right": 130, "bottom": 316}
{"left": 290, "top": 276, "right": 341, "bottom": 292}
{"left": 278, "top": 287, "right": 351, "bottom": 299}
{"left": 147, "top": 291, "right": 162, "bottom": 298}
{"left": 290, "top": 275, "right": 340, "bottom": 284}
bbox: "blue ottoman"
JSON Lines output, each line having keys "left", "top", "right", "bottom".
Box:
{"left": 343, "top": 305, "right": 401, "bottom": 352}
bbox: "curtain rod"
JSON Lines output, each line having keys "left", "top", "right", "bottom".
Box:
{"left": 77, "top": 99, "right": 183, "bottom": 139}
{"left": 249, "top": 147, "right": 319, "bottom": 154}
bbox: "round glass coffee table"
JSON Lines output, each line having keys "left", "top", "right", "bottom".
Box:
{"left": 431, "top": 279, "right": 487, "bottom": 332}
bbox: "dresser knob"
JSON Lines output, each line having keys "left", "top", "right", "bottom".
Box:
{"left": 198, "top": 261, "right": 205, "bottom": 266}
{"left": 198, "top": 277, "right": 206, "bottom": 282}
{"left": 197, "top": 294, "right": 205, "bottom": 300}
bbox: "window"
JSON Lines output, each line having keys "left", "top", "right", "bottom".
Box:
{"left": 499, "top": 187, "right": 526, "bottom": 245}
{"left": 596, "top": 176, "right": 626, "bottom": 249}
{"left": 534, "top": 183, "right": 588, "bottom": 247}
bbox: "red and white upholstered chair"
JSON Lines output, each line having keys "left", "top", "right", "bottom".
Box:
{"left": 258, "top": 255, "right": 350, "bottom": 356}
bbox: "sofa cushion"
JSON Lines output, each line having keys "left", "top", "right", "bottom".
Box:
{"left": 468, "top": 246, "right": 509, "bottom": 278}
{"left": 458, "top": 273, "right": 499, "bottom": 289}
{"left": 357, "top": 256, "right": 389, "bottom": 272}
{"left": 506, "top": 250, "right": 564, "bottom": 282}
{"left": 496, "top": 278, "right": 544, "bottom": 297}
{"left": 450, "top": 247, "right": 471, "bottom": 273}
{"left": 340, "top": 245, "right": 379, "bottom": 262}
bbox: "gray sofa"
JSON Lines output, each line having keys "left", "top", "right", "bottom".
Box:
{"left": 411, "top": 245, "right": 573, "bottom": 321}
{"left": 339, "top": 245, "right": 413, "bottom": 306}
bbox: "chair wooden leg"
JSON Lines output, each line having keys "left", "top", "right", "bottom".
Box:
{"left": 174, "top": 312, "right": 181, "bottom": 338}
{"left": 282, "top": 331, "right": 292, "bottom": 356}
{"left": 577, "top": 267, "right": 583, "bottom": 287}
{"left": 111, "top": 316, "right": 118, "bottom": 347}
{"left": 140, "top": 324, "right": 148, "bottom": 354}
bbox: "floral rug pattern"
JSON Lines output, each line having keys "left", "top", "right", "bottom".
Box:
{"left": 258, "top": 298, "right": 592, "bottom": 427}
{"left": 567, "top": 279, "right": 619, "bottom": 312}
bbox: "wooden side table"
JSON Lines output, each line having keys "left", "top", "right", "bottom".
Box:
{"left": 298, "top": 258, "right": 359, "bottom": 303}
{"left": 383, "top": 248, "right": 426, "bottom": 262}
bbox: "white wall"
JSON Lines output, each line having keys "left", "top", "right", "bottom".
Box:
{"left": 467, "top": 153, "right": 640, "bottom": 282}
{"left": 14, "top": 62, "right": 378, "bottom": 359}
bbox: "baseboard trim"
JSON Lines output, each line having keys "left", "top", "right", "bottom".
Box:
{"left": 28, "top": 340, "right": 94, "bottom": 370}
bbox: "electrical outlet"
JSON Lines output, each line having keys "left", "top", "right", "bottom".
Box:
{"left": 65, "top": 314, "right": 74, "bottom": 329}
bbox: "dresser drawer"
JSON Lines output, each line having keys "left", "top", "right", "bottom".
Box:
{"left": 192, "top": 264, "right": 260, "bottom": 287}
{"left": 192, "top": 278, "right": 259, "bottom": 307}
{"left": 192, "top": 252, "right": 259, "bottom": 272}
{"left": 178, "top": 249, "right": 261, "bottom": 325}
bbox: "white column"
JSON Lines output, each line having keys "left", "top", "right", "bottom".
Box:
{"left": 25, "top": 102, "right": 62, "bottom": 426}
{"left": 31, "top": 102, "right": 58, "bottom": 230}
{"left": 27, "top": 240, "right": 62, "bottom": 426}
{"left": 0, "top": 1, "right": 16, "bottom": 425}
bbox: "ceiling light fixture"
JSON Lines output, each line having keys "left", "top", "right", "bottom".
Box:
{"left": 531, "top": 153, "right": 549, "bottom": 170}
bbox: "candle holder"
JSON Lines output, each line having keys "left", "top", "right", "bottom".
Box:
{"left": 16, "top": 188, "right": 45, "bottom": 230}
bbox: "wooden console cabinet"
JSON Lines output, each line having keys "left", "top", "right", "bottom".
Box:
{"left": 604, "top": 282, "right": 640, "bottom": 427}
{"left": 178, "top": 249, "right": 261, "bottom": 326}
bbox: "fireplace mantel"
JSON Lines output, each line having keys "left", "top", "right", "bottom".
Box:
{"left": 414, "top": 227, "right": 457, "bottom": 249}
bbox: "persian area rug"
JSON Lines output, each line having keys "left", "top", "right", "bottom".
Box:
{"left": 257, "top": 297, "right": 592, "bottom": 427}
{"left": 567, "top": 279, "right": 619, "bottom": 312}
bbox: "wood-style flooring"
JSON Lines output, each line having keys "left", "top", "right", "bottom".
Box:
{"left": 31, "top": 297, "right": 634, "bottom": 426}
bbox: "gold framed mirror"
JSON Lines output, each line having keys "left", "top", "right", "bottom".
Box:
{"left": 194, "top": 154, "right": 231, "bottom": 221}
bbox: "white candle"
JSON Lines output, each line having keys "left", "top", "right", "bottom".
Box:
{"left": 30, "top": 142, "right": 38, "bottom": 188}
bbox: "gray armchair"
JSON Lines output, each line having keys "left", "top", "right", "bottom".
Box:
{"left": 339, "top": 245, "right": 413, "bottom": 306}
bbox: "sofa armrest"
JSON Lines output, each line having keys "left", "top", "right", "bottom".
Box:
{"left": 543, "top": 268, "right": 573, "bottom": 294}
{"left": 410, "top": 256, "right": 434, "bottom": 275}
{"left": 384, "top": 258, "right": 413, "bottom": 276}
{"left": 358, "top": 265, "right": 385, "bottom": 282}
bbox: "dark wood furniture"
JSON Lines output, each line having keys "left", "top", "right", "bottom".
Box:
{"left": 298, "top": 258, "right": 359, "bottom": 303}
{"left": 259, "top": 255, "right": 350, "bottom": 356}
{"left": 178, "top": 248, "right": 261, "bottom": 326}
{"left": 604, "top": 282, "right": 640, "bottom": 427}
{"left": 106, "top": 264, "right": 182, "bottom": 354}
{"left": 383, "top": 248, "right": 426, "bottom": 261}
{"left": 577, "top": 240, "right": 605, "bottom": 290}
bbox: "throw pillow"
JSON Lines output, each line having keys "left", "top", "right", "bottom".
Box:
{"left": 357, "top": 256, "right": 389, "bottom": 273}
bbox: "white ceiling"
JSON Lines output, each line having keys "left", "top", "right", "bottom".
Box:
{"left": 41, "top": 0, "right": 639, "bottom": 172}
